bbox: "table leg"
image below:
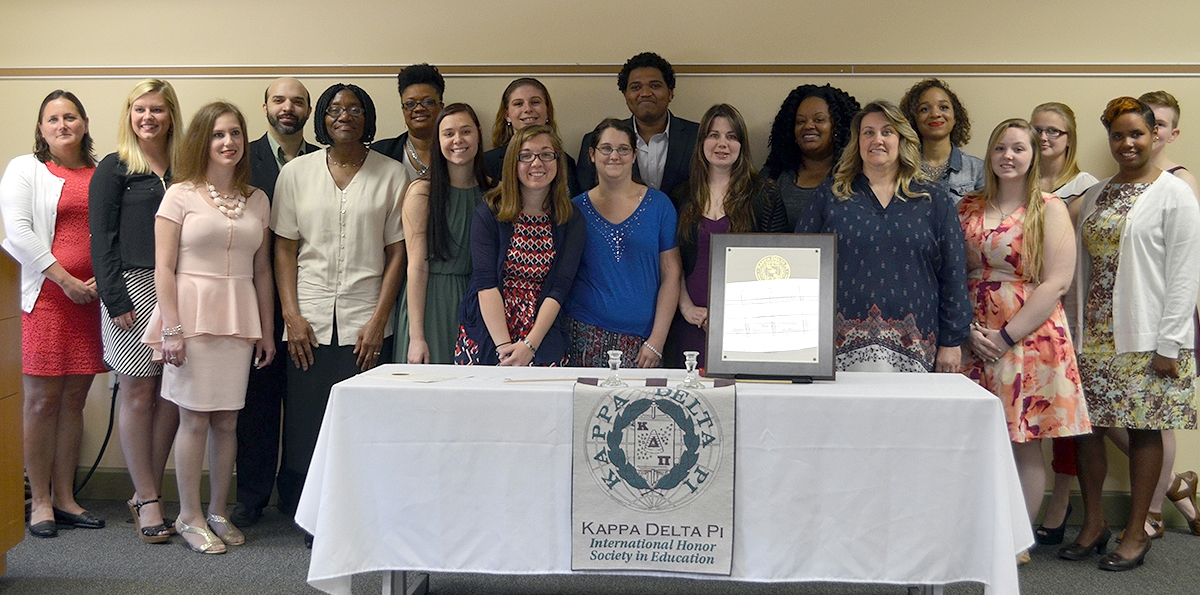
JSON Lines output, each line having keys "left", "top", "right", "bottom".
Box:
{"left": 907, "top": 586, "right": 944, "bottom": 595}
{"left": 383, "top": 571, "right": 429, "bottom": 595}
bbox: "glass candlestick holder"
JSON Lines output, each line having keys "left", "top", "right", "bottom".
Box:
{"left": 599, "top": 349, "right": 628, "bottom": 387}
{"left": 677, "top": 351, "right": 704, "bottom": 389}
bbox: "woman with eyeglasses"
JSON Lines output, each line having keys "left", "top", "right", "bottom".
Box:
{"left": 1028, "top": 101, "right": 1099, "bottom": 546}
{"left": 270, "top": 83, "right": 408, "bottom": 527}
{"left": 371, "top": 63, "right": 444, "bottom": 181}
{"left": 565, "top": 118, "right": 682, "bottom": 368}
{"left": 670, "top": 104, "right": 787, "bottom": 367}
{"left": 482, "top": 78, "right": 581, "bottom": 198}
{"left": 455, "top": 124, "right": 584, "bottom": 366}
{"left": 1032, "top": 103, "right": 1098, "bottom": 202}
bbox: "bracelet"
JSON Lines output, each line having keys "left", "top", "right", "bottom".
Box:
{"left": 999, "top": 326, "right": 1017, "bottom": 347}
{"left": 494, "top": 341, "right": 513, "bottom": 356}
{"left": 521, "top": 337, "right": 537, "bottom": 354}
{"left": 643, "top": 342, "right": 663, "bottom": 359}
{"left": 161, "top": 325, "right": 183, "bottom": 339}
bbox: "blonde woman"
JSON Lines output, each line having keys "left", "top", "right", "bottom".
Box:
{"left": 88, "top": 79, "right": 184, "bottom": 544}
{"left": 957, "top": 119, "right": 1090, "bottom": 563}
{"left": 795, "top": 100, "right": 970, "bottom": 373}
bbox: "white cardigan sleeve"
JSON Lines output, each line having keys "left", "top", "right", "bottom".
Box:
{"left": 0, "top": 155, "right": 58, "bottom": 275}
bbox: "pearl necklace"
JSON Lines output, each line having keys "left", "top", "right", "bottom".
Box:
{"left": 206, "top": 182, "right": 246, "bottom": 218}
{"left": 327, "top": 148, "right": 368, "bottom": 169}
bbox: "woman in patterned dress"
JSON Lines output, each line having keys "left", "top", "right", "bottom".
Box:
{"left": 795, "top": 100, "right": 971, "bottom": 373}
{"left": 398, "top": 103, "right": 492, "bottom": 364}
{"left": 1060, "top": 97, "right": 1200, "bottom": 571}
{"left": 455, "top": 125, "right": 584, "bottom": 365}
{"left": 565, "top": 118, "right": 682, "bottom": 369}
{"left": 2, "top": 91, "right": 107, "bottom": 537}
{"left": 957, "top": 119, "right": 1090, "bottom": 557}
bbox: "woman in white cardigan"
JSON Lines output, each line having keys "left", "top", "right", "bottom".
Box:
{"left": 0, "top": 91, "right": 107, "bottom": 538}
{"left": 1060, "top": 97, "right": 1200, "bottom": 571}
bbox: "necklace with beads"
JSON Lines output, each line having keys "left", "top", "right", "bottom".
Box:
{"left": 921, "top": 160, "right": 950, "bottom": 181}
{"left": 206, "top": 182, "right": 246, "bottom": 218}
{"left": 405, "top": 137, "right": 429, "bottom": 177}
{"left": 327, "top": 147, "right": 368, "bottom": 169}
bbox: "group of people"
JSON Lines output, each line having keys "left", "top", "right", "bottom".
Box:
{"left": 1, "top": 50, "right": 1197, "bottom": 573}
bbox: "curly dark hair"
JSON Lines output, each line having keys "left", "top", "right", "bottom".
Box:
{"left": 397, "top": 63, "right": 445, "bottom": 98}
{"left": 617, "top": 52, "right": 676, "bottom": 93}
{"left": 763, "top": 84, "right": 859, "bottom": 176}
{"left": 313, "top": 83, "right": 377, "bottom": 145}
{"left": 900, "top": 78, "right": 971, "bottom": 147}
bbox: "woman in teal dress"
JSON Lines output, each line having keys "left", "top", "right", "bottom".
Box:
{"left": 397, "top": 103, "right": 493, "bottom": 363}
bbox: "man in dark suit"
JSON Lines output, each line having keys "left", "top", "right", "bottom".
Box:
{"left": 233, "top": 77, "right": 318, "bottom": 527}
{"left": 576, "top": 52, "right": 699, "bottom": 209}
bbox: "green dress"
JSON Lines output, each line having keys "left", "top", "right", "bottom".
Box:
{"left": 394, "top": 186, "right": 483, "bottom": 363}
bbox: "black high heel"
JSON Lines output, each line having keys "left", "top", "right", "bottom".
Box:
{"left": 1098, "top": 538, "right": 1151, "bottom": 571}
{"left": 1057, "top": 527, "right": 1111, "bottom": 561}
{"left": 1035, "top": 504, "right": 1071, "bottom": 545}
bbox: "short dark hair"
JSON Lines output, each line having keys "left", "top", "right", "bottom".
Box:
{"left": 900, "top": 78, "right": 972, "bottom": 147}
{"left": 313, "top": 83, "right": 377, "bottom": 145}
{"left": 397, "top": 63, "right": 445, "bottom": 99}
{"left": 34, "top": 89, "right": 95, "bottom": 166}
{"left": 618, "top": 52, "right": 676, "bottom": 93}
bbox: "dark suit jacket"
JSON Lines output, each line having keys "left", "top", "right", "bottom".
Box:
{"left": 575, "top": 112, "right": 699, "bottom": 209}
{"left": 370, "top": 132, "right": 410, "bottom": 166}
{"left": 249, "top": 133, "right": 319, "bottom": 200}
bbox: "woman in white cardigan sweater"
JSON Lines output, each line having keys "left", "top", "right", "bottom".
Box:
{"left": 1060, "top": 97, "right": 1200, "bottom": 571}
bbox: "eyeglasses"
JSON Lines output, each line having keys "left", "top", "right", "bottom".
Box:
{"left": 595, "top": 145, "right": 634, "bottom": 156}
{"left": 1034, "top": 126, "right": 1066, "bottom": 140}
{"left": 326, "top": 106, "right": 365, "bottom": 118}
{"left": 402, "top": 98, "right": 441, "bottom": 111}
{"left": 517, "top": 151, "right": 558, "bottom": 163}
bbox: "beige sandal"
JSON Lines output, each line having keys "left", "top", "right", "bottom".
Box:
{"left": 175, "top": 518, "right": 226, "bottom": 554}
{"left": 1167, "top": 470, "right": 1200, "bottom": 536}
{"left": 207, "top": 514, "right": 245, "bottom": 546}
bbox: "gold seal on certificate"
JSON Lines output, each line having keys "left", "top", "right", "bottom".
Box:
{"left": 754, "top": 255, "right": 790, "bottom": 281}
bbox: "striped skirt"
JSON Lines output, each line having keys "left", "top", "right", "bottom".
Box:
{"left": 99, "top": 268, "right": 162, "bottom": 377}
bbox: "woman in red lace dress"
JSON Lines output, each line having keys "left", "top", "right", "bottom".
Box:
{"left": 1, "top": 90, "right": 107, "bottom": 538}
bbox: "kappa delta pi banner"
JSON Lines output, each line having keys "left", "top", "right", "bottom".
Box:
{"left": 571, "top": 383, "right": 736, "bottom": 575}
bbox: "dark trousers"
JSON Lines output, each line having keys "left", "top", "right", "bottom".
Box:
{"left": 276, "top": 328, "right": 393, "bottom": 516}
{"left": 234, "top": 337, "right": 287, "bottom": 511}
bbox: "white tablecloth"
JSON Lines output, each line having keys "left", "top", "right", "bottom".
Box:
{"left": 296, "top": 365, "right": 1031, "bottom": 595}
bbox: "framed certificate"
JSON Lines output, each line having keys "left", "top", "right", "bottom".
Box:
{"left": 704, "top": 233, "right": 837, "bottom": 382}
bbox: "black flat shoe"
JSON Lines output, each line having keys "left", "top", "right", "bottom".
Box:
{"left": 1058, "top": 527, "right": 1111, "bottom": 561}
{"left": 1035, "top": 504, "right": 1071, "bottom": 545}
{"left": 29, "top": 520, "right": 58, "bottom": 538}
{"left": 53, "top": 508, "right": 105, "bottom": 529}
{"left": 1098, "top": 539, "right": 1151, "bottom": 571}
{"left": 230, "top": 503, "right": 262, "bottom": 527}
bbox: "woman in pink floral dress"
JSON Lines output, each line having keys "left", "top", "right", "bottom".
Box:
{"left": 958, "top": 119, "right": 1090, "bottom": 555}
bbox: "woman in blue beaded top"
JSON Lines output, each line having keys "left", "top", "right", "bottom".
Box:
{"left": 566, "top": 118, "right": 682, "bottom": 368}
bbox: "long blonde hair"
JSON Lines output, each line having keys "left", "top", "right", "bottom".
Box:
{"left": 484, "top": 125, "right": 571, "bottom": 225}
{"left": 831, "top": 100, "right": 929, "bottom": 200}
{"left": 1031, "top": 102, "right": 1082, "bottom": 193}
{"left": 115, "top": 79, "right": 183, "bottom": 175}
{"left": 979, "top": 118, "right": 1047, "bottom": 282}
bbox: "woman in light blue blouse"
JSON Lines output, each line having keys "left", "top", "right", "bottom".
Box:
{"left": 566, "top": 118, "right": 681, "bottom": 368}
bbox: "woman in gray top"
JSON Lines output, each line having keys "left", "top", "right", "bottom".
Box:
{"left": 762, "top": 84, "right": 859, "bottom": 231}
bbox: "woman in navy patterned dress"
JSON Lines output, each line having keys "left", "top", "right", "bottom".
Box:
{"left": 455, "top": 125, "right": 585, "bottom": 365}
{"left": 796, "top": 100, "right": 971, "bottom": 372}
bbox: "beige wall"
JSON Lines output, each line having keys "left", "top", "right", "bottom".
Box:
{"left": 1, "top": 1, "right": 1197, "bottom": 482}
